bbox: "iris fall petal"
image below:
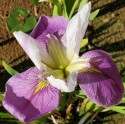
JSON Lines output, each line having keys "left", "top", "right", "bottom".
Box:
{"left": 3, "top": 67, "right": 60, "bottom": 122}
{"left": 78, "top": 50, "right": 124, "bottom": 107}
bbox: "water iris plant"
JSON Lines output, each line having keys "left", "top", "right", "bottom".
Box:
{"left": 3, "top": 2, "right": 124, "bottom": 122}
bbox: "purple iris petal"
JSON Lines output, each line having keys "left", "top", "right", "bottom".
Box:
{"left": 78, "top": 50, "right": 124, "bottom": 107}
{"left": 3, "top": 67, "right": 60, "bottom": 122}
{"left": 30, "top": 16, "right": 69, "bottom": 42}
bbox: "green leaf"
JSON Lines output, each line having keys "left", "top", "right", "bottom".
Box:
{"left": 89, "top": 9, "right": 99, "bottom": 21}
{"left": 75, "top": 90, "right": 85, "bottom": 98}
{"left": 7, "top": 8, "right": 36, "bottom": 32}
{"left": 7, "top": 16, "right": 21, "bottom": 32}
{"left": 119, "top": 98, "right": 125, "bottom": 104}
{"left": 0, "top": 93, "right": 3, "bottom": 101}
{"left": 62, "top": 0, "right": 68, "bottom": 18}
{"left": 2, "top": 61, "right": 19, "bottom": 76}
{"left": 107, "top": 106, "right": 125, "bottom": 115}
{"left": 85, "top": 101, "right": 103, "bottom": 111}
{"left": 33, "top": 115, "right": 50, "bottom": 124}
{"left": 21, "top": 16, "right": 37, "bottom": 32}
{"left": 123, "top": 82, "right": 125, "bottom": 88}
{"left": 123, "top": 77, "right": 125, "bottom": 82}
{"left": 68, "top": 0, "right": 79, "bottom": 19}
{"left": 11, "top": 8, "right": 28, "bottom": 17}
{"left": 58, "top": 92, "right": 73, "bottom": 110}
{"left": 122, "top": 74, "right": 125, "bottom": 82}
{"left": 78, "top": 112, "right": 92, "bottom": 124}
{"left": 0, "top": 112, "right": 12, "bottom": 117}
{"left": 51, "top": 0, "right": 59, "bottom": 4}
{"left": 63, "top": 0, "right": 79, "bottom": 18}
{"left": 78, "top": 0, "right": 88, "bottom": 12}
{"left": 80, "top": 47, "right": 87, "bottom": 54}
{"left": 32, "top": 0, "right": 41, "bottom": 4}
{"left": 53, "top": 4, "right": 61, "bottom": 16}
{"left": 53, "top": 5, "right": 58, "bottom": 16}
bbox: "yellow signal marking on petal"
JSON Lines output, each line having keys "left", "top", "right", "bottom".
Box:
{"left": 88, "top": 67, "right": 103, "bottom": 74}
{"left": 34, "top": 81, "right": 48, "bottom": 94}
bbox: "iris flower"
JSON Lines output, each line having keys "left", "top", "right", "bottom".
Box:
{"left": 3, "top": 2, "right": 124, "bottom": 122}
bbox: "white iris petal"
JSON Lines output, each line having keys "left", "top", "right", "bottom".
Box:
{"left": 66, "top": 2, "right": 91, "bottom": 57}
{"left": 47, "top": 71, "right": 78, "bottom": 92}
{"left": 13, "top": 31, "right": 55, "bottom": 71}
{"left": 66, "top": 58, "right": 91, "bottom": 74}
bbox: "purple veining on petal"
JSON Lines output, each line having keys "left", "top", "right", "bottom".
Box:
{"left": 30, "top": 16, "right": 69, "bottom": 42}
{"left": 78, "top": 50, "right": 124, "bottom": 107}
{"left": 3, "top": 67, "right": 60, "bottom": 122}
{"left": 81, "top": 50, "right": 123, "bottom": 90}
{"left": 78, "top": 71, "right": 123, "bottom": 107}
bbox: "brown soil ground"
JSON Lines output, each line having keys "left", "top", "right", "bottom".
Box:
{"left": 92, "top": 0, "right": 125, "bottom": 74}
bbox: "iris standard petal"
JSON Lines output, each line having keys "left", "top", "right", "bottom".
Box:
{"left": 78, "top": 50, "right": 124, "bottom": 107}
{"left": 30, "top": 16, "right": 69, "bottom": 42}
{"left": 3, "top": 67, "right": 60, "bottom": 122}
{"left": 66, "top": 2, "right": 91, "bottom": 56}
{"left": 47, "top": 34, "right": 70, "bottom": 68}
{"left": 13, "top": 31, "right": 56, "bottom": 70}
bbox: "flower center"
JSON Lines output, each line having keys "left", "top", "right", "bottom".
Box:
{"left": 42, "top": 35, "right": 71, "bottom": 79}
{"left": 42, "top": 34, "right": 90, "bottom": 79}
{"left": 47, "top": 35, "right": 71, "bottom": 69}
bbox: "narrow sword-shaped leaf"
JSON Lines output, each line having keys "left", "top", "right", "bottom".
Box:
{"left": 2, "top": 61, "right": 19, "bottom": 76}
